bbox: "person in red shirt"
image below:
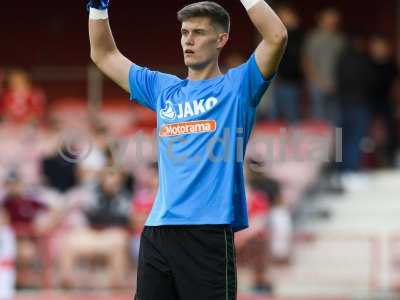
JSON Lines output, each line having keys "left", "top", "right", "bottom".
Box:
{"left": 1, "top": 172, "right": 47, "bottom": 234}
{"left": 1, "top": 171, "right": 49, "bottom": 287}
{"left": 235, "top": 160, "right": 274, "bottom": 293}
{"left": 1, "top": 69, "right": 46, "bottom": 124}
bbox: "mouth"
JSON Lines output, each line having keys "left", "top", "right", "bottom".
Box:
{"left": 184, "top": 49, "right": 195, "bottom": 55}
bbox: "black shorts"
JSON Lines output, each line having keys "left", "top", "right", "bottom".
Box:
{"left": 134, "top": 225, "right": 237, "bottom": 300}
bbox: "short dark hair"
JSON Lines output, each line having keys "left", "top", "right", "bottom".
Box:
{"left": 177, "top": 1, "right": 230, "bottom": 33}
{"left": 276, "top": 2, "right": 295, "bottom": 12}
{"left": 318, "top": 6, "right": 340, "bottom": 19}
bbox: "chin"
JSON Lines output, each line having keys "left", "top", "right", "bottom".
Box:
{"left": 184, "top": 58, "right": 197, "bottom": 67}
{"left": 185, "top": 60, "right": 208, "bottom": 70}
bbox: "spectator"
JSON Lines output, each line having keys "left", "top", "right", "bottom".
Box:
{"left": 236, "top": 161, "right": 272, "bottom": 293}
{"left": 265, "top": 178, "right": 292, "bottom": 264}
{"left": 41, "top": 121, "right": 78, "bottom": 193}
{"left": 304, "top": 7, "right": 346, "bottom": 124}
{"left": 268, "top": 3, "right": 304, "bottom": 123}
{"left": 130, "top": 161, "right": 158, "bottom": 262}
{"left": 336, "top": 35, "right": 375, "bottom": 180}
{"left": 369, "top": 35, "right": 399, "bottom": 167}
{"left": 246, "top": 161, "right": 292, "bottom": 262}
{"left": 59, "top": 167, "right": 133, "bottom": 289}
{"left": 1, "top": 69, "right": 46, "bottom": 125}
{"left": 78, "top": 124, "right": 111, "bottom": 186}
{"left": 1, "top": 171, "right": 48, "bottom": 236}
{"left": 0, "top": 171, "right": 49, "bottom": 288}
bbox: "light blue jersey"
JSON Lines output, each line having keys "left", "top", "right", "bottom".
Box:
{"left": 129, "top": 54, "right": 273, "bottom": 231}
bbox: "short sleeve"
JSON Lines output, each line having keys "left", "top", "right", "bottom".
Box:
{"left": 128, "top": 64, "right": 180, "bottom": 111}
{"left": 228, "top": 54, "right": 274, "bottom": 107}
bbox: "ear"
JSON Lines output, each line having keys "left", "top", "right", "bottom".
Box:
{"left": 217, "top": 33, "right": 229, "bottom": 50}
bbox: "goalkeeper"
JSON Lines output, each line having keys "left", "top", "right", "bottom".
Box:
{"left": 87, "top": 0, "right": 287, "bottom": 299}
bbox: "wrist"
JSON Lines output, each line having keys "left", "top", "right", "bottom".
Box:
{"left": 240, "top": 0, "right": 261, "bottom": 11}
{"left": 89, "top": 8, "right": 109, "bottom": 20}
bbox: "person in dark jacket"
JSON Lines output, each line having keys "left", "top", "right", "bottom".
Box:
{"left": 336, "top": 35, "right": 375, "bottom": 173}
{"left": 369, "top": 35, "right": 399, "bottom": 167}
{"left": 268, "top": 4, "right": 304, "bottom": 123}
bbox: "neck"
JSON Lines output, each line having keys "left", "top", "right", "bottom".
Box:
{"left": 187, "top": 60, "right": 222, "bottom": 81}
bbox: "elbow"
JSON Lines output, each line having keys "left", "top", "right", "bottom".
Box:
{"left": 264, "top": 24, "right": 288, "bottom": 47}
{"left": 90, "top": 51, "right": 101, "bottom": 66}
{"left": 90, "top": 48, "right": 118, "bottom": 67}
{"left": 273, "top": 27, "right": 288, "bottom": 46}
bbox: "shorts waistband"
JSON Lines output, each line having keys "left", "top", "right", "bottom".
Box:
{"left": 144, "top": 224, "right": 231, "bottom": 230}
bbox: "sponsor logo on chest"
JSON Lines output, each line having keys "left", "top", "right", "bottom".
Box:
{"left": 159, "top": 120, "right": 216, "bottom": 137}
{"left": 160, "top": 97, "right": 218, "bottom": 121}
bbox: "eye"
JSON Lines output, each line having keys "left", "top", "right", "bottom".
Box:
{"left": 194, "top": 30, "right": 206, "bottom": 35}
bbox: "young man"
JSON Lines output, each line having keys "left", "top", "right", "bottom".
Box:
{"left": 87, "top": 1, "right": 287, "bottom": 299}
{"left": 303, "top": 7, "right": 345, "bottom": 123}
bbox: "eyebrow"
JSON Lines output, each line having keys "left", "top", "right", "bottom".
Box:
{"left": 181, "top": 28, "right": 208, "bottom": 34}
{"left": 194, "top": 29, "right": 207, "bottom": 33}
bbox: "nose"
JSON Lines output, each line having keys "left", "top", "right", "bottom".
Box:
{"left": 185, "top": 33, "right": 195, "bottom": 46}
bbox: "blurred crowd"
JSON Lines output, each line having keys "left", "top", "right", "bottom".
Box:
{"left": 225, "top": 4, "right": 399, "bottom": 193}
{"left": 0, "top": 3, "right": 399, "bottom": 298}
{"left": 232, "top": 4, "right": 399, "bottom": 175}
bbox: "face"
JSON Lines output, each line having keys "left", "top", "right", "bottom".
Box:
{"left": 320, "top": 10, "right": 340, "bottom": 32}
{"left": 101, "top": 170, "right": 123, "bottom": 195}
{"left": 181, "top": 17, "right": 228, "bottom": 69}
{"left": 370, "top": 37, "right": 391, "bottom": 60}
{"left": 9, "top": 71, "right": 30, "bottom": 91}
{"left": 6, "top": 181, "right": 23, "bottom": 197}
{"left": 278, "top": 7, "right": 299, "bottom": 28}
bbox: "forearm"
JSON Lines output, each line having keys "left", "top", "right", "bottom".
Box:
{"left": 89, "top": 16, "right": 119, "bottom": 64}
{"left": 87, "top": 3, "right": 132, "bottom": 92}
{"left": 245, "top": 0, "right": 287, "bottom": 46}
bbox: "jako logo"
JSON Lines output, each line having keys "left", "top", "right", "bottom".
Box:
{"left": 159, "top": 97, "right": 218, "bottom": 121}
{"left": 159, "top": 100, "right": 177, "bottom": 120}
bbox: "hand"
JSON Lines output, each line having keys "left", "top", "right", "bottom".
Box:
{"left": 87, "top": 0, "right": 109, "bottom": 10}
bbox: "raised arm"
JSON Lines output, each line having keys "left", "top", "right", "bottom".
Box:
{"left": 241, "top": 0, "right": 288, "bottom": 79}
{"left": 88, "top": 0, "right": 132, "bottom": 92}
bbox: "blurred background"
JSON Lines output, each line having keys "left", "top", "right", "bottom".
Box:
{"left": 0, "top": 0, "right": 399, "bottom": 299}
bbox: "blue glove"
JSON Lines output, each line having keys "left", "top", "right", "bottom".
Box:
{"left": 87, "top": 0, "right": 109, "bottom": 10}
